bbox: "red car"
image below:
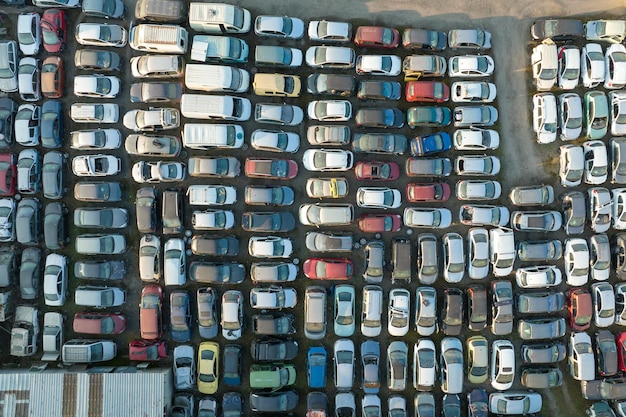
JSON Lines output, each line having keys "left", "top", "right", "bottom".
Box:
{"left": 245, "top": 158, "right": 298, "bottom": 180}
{"left": 567, "top": 288, "right": 592, "bottom": 331}
{"left": 41, "top": 9, "right": 66, "bottom": 53}
{"left": 129, "top": 339, "right": 168, "bottom": 362}
{"left": 406, "top": 182, "right": 451, "bottom": 202}
{"left": 140, "top": 284, "right": 164, "bottom": 340}
{"left": 0, "top": 153, "right": 17, "bottom": 196}
{"left": 355, "top": 161, "right": 400, "bottom": 181}
{"left": 354, "top": 26, "right": 400, "bottom": 48}
{"left": 358, "top": 213, "right": 402, "bottom": 232}
{"left": 617, "top": 332, "right": 626, "bottom": 372}
{"left": 73, "top": 312, "right": 126, "bottom": 335}
{"left": 41, "top": 56, "right": 64, "bottom": 99}
{"left": 303, "top": 258, "right": 353, "bottom": 280}
{"left": 405, "top": 81, "right": 450, "bottom": 103}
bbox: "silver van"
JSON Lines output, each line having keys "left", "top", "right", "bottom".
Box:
{"left": 304, "top": 286, "right": 326, "bottom": 340}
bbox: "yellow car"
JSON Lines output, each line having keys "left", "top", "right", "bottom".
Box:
{"left": 197, "top": 341, "right": 219, "bottom": 394}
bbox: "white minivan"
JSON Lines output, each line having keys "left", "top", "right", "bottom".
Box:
{"left": 188, "top": 3, "right": 251, "bottom": 34}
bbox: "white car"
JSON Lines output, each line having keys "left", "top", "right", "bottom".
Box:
{"left": 131, "top": 161, "right": 186, "bottom": 183}
{"left": 448, "top": 55, "right": 494, "bottom": 77}
{"left": 588, "top": 187, "right": 612, "bottom": 233}
{"left": 515, "top": 265, "right": 563, "bottom": 288}
{"left": 14, "top": 104, "right": 41, "bottom": 146}
{"left": 334, "top": 339, "right": 355, "bottom": 389}
{"left": 581, "top": 43, "right": 605, "bottom": 88}
{"left": 334, "top": 285, "right": 355, "bottom": 336}
{"left": 583, "top": 140, "right": 608, "bottom": 184}
{"left": 187, "top": 185, "right": 237, "bottom": 206}
{"left": 72, "top": 154, "right": 121, "bottom": 177}
{"left": 440, "top": 337, "right": 464, "bottom": 394}
{"left": 308, "top": 20, "right": 352, "bottom": 43}
{"left": 443, "top": 233, "right": 465, "bottom": 283}
{"left": 192, "top": 209, "right": 235, "bottom": 231}
{"left": 221, "top": 290, "right": 243, "bottom": 340}
{"left": 164, "top": 238, "right": 185, "bottom": 286}
{"left": 610, "top": 91, "right": 626, "bottom": 135}
{"left": 592, "top": 282, "right": 615, "bottom": 328}
{"left": 71, "top": 103, "right": 119, "bottom": 124}
{"left": 491, "top": 340, "right": 515, "bottom": 391}
{"left": 564, "top": 238, "right": 589, "bottom": 286}
{"left": 173, "top": 345, "right": 196, "bottom": 390}
{"left": 388, "top": 288, "right": 410, "bottom": 336}
{"left": 613, "top": 188, "right": 626, "bottom": 229}
{"left": 557, "top": 46, "right": 580, "bottom": 90}
{"left": 74, "top": 75, "right": 121, "bottom": 98}
{"left": 450, "top": 81, "right": 496, "bottom": 103}
{"left": 455, "top": 155, "right": 500, "bottom": 176}
{"left": 404, "top": 207, "right": 452, "bottom": 229}
{"left": 248, "top": 236, "right": 293, "bottom": 258}
{"left": 17, "top": 13, "right": 41, "bottom": 56}
{"left": 460, "top": 205, "right": 510, "bottom": 227}
{"left": 75, "top": 23, "right": 128, "bottom": 48}
{"left": 453, "top": 105, "right": 498, "bottom": 127}
{"left": 307, "top": 100, "right": 352, "bottom": 122}
{"left": 605, "top": 44, "right": 626, "bottom": 89}
{"left": 302, "top": 149, "right": 353, "bottom": 172}
{"left": 568, "top": 331, "right": 595, "bottom": 381}
{"left": 558, "top": 93, "right": 583, "bottom": 141}
{"left": 250, "top": 129, "right": 300, "bottom": 153}
{"left": 305, "top": 46, "right": 355, "bottom": 68}
{"left": 533, "top": 93, "right": 557, "bottom": 144}
{"left": 616, "top": 283, "right": 626, "bottom": 325}
{"left": 254, "top": 15, "right": 304, "bottom": 39}
{"left": 585, "top": 19, "right": 626, "bottom": 44}
{"left": 467, "top": 227, "right": 489, "bottom": 279}
{"left": 70, "top": 129, "right": 121, "bottom": 150}
{"left": 18, "top": 57, "right": 40, "bottom": 102}
{"left": 452, "top": 129, "right": 499, "bottom": 150}
{"left": 490, "top": 228, "right": 515, "bottom": 277}
{"left": 43, "top": 253, "right": 67, "bottom": 307}
{"left": 0, "top": 198, "right": 15, "bottom": 242}
{"left": 413, "top": 339, "right": 436, "bottom": 391}
{"left": 356, "top": 187, "right": 402, "bottom": 209}
{"left": 139, "top": 234, "right": 160, "bottom": 282}
{"left": 250, "top": 286, "right": 297, "bottom": 308}
{"left": 559, "top": 144, "right": 584, "bottom": 187}
{"left": 355, "top": 55, "right": 402, "bottom": 76}
{"left": 255, "top": 103, "right": 304, "bottom": 126}
{"left": 456, "top": 180, "right": 502, "bottom": 200}
{"left": 414, "top": 287, "right": 437, "bottom": 336}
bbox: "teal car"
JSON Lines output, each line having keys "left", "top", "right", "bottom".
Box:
{"left": 585, "top": 91, "right": 608, "bottom": 139}
{"left": 407, "top": 106, "right": 451, "bottom": 128}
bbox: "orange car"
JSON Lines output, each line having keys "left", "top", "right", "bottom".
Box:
{"left": 41, "top": 56, "right": 64, "bottom": 98}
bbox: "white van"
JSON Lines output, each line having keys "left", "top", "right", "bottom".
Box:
{"left": 183, "top": 123, "right": 245, "bottom": 149}
{"left": 180, "top": 94, "right": 251, "bottom": 121}
{"left": 129, "top": 24, "right": 188, "bottom": 54}
{"left": 531, "top": 39, "right": 558, "bottom": 91}
{"left": 185, "top": 64, "right": 249, "bottom": 93}
{"left": 189, "top": 3, "right": 251, "bottom": 34}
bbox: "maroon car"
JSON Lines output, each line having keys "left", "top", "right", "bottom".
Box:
{"left": 0, "top": 153, "right": 16, "bottom": 196}
{"left": 73, "top": 312, "right": 126, "bottom": 335}
{"left": 129, "top": 340, "right": 168, "bottom": 362}
{"left": 355, "top": 161, "right": 400, "bottom": 181}
{"left": 567, "top": 288, "right": 592, "bottom": 331}
{"left": 406, "top": 182, "right": 451, "bottom": 202}
{"left": 354, "top": 26, "right": 400, "bottom": 48}
{"left": 358, "top": 213, "right": 402, "bottom": 232}
{"left": 41, "top": 9, "right": 67, "bottom": 53}
{"left": 245, "top": 158, "right": 298, "bottom": 180}
{"left": 303, "top": 258, "right": 353, "bottom": 280}
{"left": 405, "top": 81, "right": 450, "bottom": 103}
{"left": 617, "top": 332, "right": 626, "bottom": 372}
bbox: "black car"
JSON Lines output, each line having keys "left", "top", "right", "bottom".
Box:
{"left": 252, "top": 314, "right": 296, "bottom": 335}
{"left": 307, "top": 393, "right": 328, "bottom": 417}
{"left": 251, "top": 338, "right": 299, "bottom": 361}
{"left": 355, "top": 108, "right": 405, "bottom": 128}
{"left": 530, "top": 19, "right": 584, "bottom": 41}
{"left": 595, "top": 330, "right": 618, "bottom": 377}
{"left": 188, "top": 262, "right": 245, "bottom": 284}
{"left": 74, "top": 49, "right": 121, "bottom": 71}
{"left": 0, "top": 98, "right": 16, "bottom": 148}
{"left": 136, "top": 187, "right": 158, "bottom": 233}
{"left": 402, "top": 28, "right": 447, "bottom": 51}
{"left": 357, "top": 81, "right": 401, "bottom": 100}
{"left": 306, "top": 74, "right": 355, "bottom": 97}
{"left": 130, "top": 82, "right": 183, "bottom": 103}
{"left": 242, "top": 211, "right": 296, "bottom": 232}
{"left": 74, "top": 260, "right": 125, "bottom": 280}
{"left": 250, "top": 390, "right": 298, "bottom": 412}
{"left": 43, "top": 202, "right": 66, "bottom": 250}
{"left": 222, "top": 392, "right": 243, "bottom": 417}
{"left": 0, "top": 247, "right": 17, "bottom": 287}
{"left": 466, "top": 389, "right": 488, "bottom": 417}
{"left": 441, "top": 288, "right": 463, "bottom": 336}
{"left": 223, "top": 344, "right": 242, "bottom": 386}
{"left": 191, "top": 235, "right": 239, "bottom": 256}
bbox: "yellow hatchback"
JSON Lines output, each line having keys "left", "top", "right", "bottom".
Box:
{"left": 197, "top": 341, "right": 219, "bottom": 394}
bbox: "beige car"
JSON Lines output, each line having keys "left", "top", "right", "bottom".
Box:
{"left": 253, "top": 73, "right": 301, "bottom": 97}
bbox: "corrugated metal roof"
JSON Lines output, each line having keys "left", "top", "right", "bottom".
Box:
{"left": 0, "top": 368, "right": 172, "bottom": 417}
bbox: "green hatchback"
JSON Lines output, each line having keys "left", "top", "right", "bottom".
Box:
{"left": 585, "top": 91, "right": 609, "bottom": 139}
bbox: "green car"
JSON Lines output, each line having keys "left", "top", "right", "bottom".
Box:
{"left": 407, "top": 106, "right": 451, "bottom": 128}
{"left": 585, "top": 91, "right": 608, "bottom": 139}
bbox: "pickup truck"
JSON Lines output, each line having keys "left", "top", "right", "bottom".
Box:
{"left": 10, "top": 305, "right": 39, "bottom": 357}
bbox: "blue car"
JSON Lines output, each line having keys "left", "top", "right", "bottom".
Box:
{"left": 307, "top": 346, "right": 327, "bottom": 388}
{"left": 41, "top": 100, "right": 63, "bottom": 149}
{"left": 410, "top": 132, "right": 452, "bottom": 156}
{"left": 223, "top": 344, "right": 242, "bottom": 386}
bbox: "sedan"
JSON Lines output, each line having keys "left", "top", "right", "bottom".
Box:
{"left": 74, "top": 260, "right": 125, "bottom": 280}
{"left": 41, "top": 56, "right": 63, "bottom": 99}
{"left": 43, "top": 253, "right": 67, "bottom": 307}
{"left": 605, "top": 44, "right": 626, "bottom": 89}
{"left": 413, "top": 339, "right": 437, "bottom": 390}
{"left": 592, "top": 282, "right": 615, "bottom": 328}
{"left": 518, "top": 318, "right": 566, "bottom": 340}
{"left": 131, "top": 161, "right": 185, "bottom": 183}
{"left": 583, "top": 140, "right": 608, "bottom": 184}
{"left": 448, "top": 55, "right": 494, "bottom": 77}
{"left": 197, "top": 341, "right": 219, "bottom": 394}
{"left": 355, "top": 108, "right": 404, "bottom": 128}
{"left": 18, "top": 58, "right": 40, "bottom": 102}
{"left": 72, "top": 154, "right": 120, "bottom": 177}
{"left": 467, "top": 336, "right": 488, "bottom": 384}
{"left": 450, "top": 81, "right": 496, "bottom": 103}
{"left": 305, "top": 46, "right": 355, "bottom": 69}
{"left": 533, "top": 93, "right": 557, "bottom": 144}
{"left": 303, "top": 149, "right": 353, "bottom": 172}
{"left": 453, "top": 105, "right": 498, "bottom": 127}
{"left": 443, "top": 233, "right": 465, "bottom": 283}
{"left": 303, "top": 258, "right": 353, "bottom": 280}
{"left": 614, "top": 189, "right": 626, "bottom": 229}
{"left": 611, "top": 91, "right": 626, "bottom": 136}
{"left": 455, "top": 155, "right": 500, "bottom": 176}
{"left": 558, "top": 45, "right": 580, "bottom": 90}
{"left": 41, "top": 9, "right": 66, "bottom": 53}
{"left": 71, "top": 129, "right": 121, "bottom": 150}
{"left": 510, "top": 211, "right": 562, "bottom": 232}
{"left": 125, "top": 134, "right": 180, "bottom": 157}
{"left": 516, "top": 265, "right": 563, "bottom": 289}
{"left": 356, "top": 187, "right": 401, "bottom": 209}
{"left": 248, "top": 237, "right": 293, "bottom": 259}
{"left": 586, "top": 19, "right": 626, "bottom": 43}
{"left": 388, "top": 289, "right": 410, "bottom": 336}
{"left": 361, "top": 341, "right": 381, "bottom": 394}
{"left": 129, "top": 82, "right": 183, "bottom": 103}
{"left": 558, "top": 93, "right": 583, "bottom": 141}
{"left": 355, "top": 55, "right": 402, "bottom": 76}
{"left": 306, "top": 177, "right": 349, "bottom": 199}
{"left": 74, "top": 49, "right": 121, "bottom": 71}
{"left": 17, "top": 13, "right": 41, "bottom": 56}
{"left": 123, "top": 108, "right": 180, "bottom": 132}
{"left": 42, "top": 151, "right": 64, "bottom": 199}
{"left": 74, "top": 208, "right": 128, "bottom": 229}
{"left": 491, "top": 340, "right": 515, "bottom": 390}
{"left": 405, "top": 81, "right": 449, "bottom": 103}
{"left": 74, "top": 75, "right": 120, "bottom": 98}
{"left": 460, "top": 205, "right": 510, "bottom": 227}
{"left": 407, "top": 106, "right": 451, "bottom": 128}
{"left": 173, "top": 345, "right": 196, "bottom": 390}
{"left": 334, "top": 285, "right": 355, "bottom": 336}
{"left": 509, "top": 185, "right": 554, "bottom": 206}
{"left": 250, "top": 286, "right": 297, "bottom": 309}
{"left": 564, "top": 238, "right": 589, "bottom": 286}
{"left": 299, "top": 203, "right": 354, "bottom": 227}
{"left": 560, "top": 145, "right": 584, "bottom": 187}
{"left": 334, "top": 339, "right": 355, "bottom": 389}
{"left": 404, "top": 207, "right": 452, "bottom": 228}
{"left": 251, "top": 129, "right": 300, "bottom": 153}
{"left": 14, "top": 104, "right": 40, "bottom": 147}
{"left": 75, "top": 234, "right": 126, "bottom": 255}
{"left": 588, "top": 187, "right": 612, "bottom": 232}
{"left": 467, "top": 228, "right": 489, "bottom": 279}
{"left": 388, "top": 341, "right": 408, "bottom": 391}
{"left": 582, "top": 43, "right": 605, "bottom": 88}
{"left": 170, "top": 291, "right": 191, "bottom": 342}
{"left": 307, "top": 100, "right": 352, "bottom": 122}
{"left": 254, "top": 15, "right": 304, "bottom": 39}
{"left": 352, "top": 133, "right": 407, "bottom": 154}
{"left": 440, "top": 337, "right": 464, "bottom": 394}
{"left": 308, "top": 20, "right": 352, "bottom": 42}
{"left": 355, "top": 161, "right": 400, "bottom": 181}
{"left": 245, "top": 158, "right": 298, "bottom": 180}
{"left": 584, "top": 91, "right": 609, "bottom": 139}
{"left": 488, "top": 393, "right": 542, "bottom": 415}
{"left": 40, "top": 100, "right": 63, "bottom": 149}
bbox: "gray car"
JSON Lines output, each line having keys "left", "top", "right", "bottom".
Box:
{"left": 251, "top": 338, "right": 298, "bottom": 361}
{"left": 562, "top": 191, "right": 585, "bottom": 234}
{"left": 244, "top": 185, "right": 294, "bottom": 206}
{"left": 241, "top": 211, "right": 296, "bottom": 232}
{"left": 135, "top": 187, "right": 157, "bottom": 233}
{"left": 0, "top": 248, "right": 17, "bottom": 287}
{"left": 74, "top": 207, "right": 128, "bottom": 229}
{"left": 516, "top": 292, "right": 564, "bottom": 314}
{"left": 197, "top": 287, "right": 218, "bottom": 338}
{"left": 363, "top": 241, "right": 384, "bottom": 283}
{"left": 129, "top": 82, "right": 183, "bottom": 103}
{"left": 406, "top": 157, "right": 452, "bottom": 177}
{"left": 42, "top": 151, "right": 64, "bottom": 199}
{"left": 191, "top": 235, "right": 239, "bottom": 256}
{"left": 387, "top": 340, "right": 408, "bottom": 391}
{"left": 491, "top": 280, "right": 513, "bottom": 335}
{"left": 162, "top": 189, "right": 182, "bottom": 234}
{"left": 520, "top": 368, "right": 563, "bottom": 388}
{"left": 509, "top": 184, "right": 554, "bottom": 206}
{"left": 44, "top": 202, "right": 66, "bottom": 250}
{"left": 517, "top": 318, "right": 566, "bottom": 340}
{"left": 252, "top": 313, "right": 296, "bottom": 335}
{"left": 0, "top": 98, "right": 16, "bottom": 148}
{"left": 74, "top": 49, "right": 121, "bottom": 71}
{"left": 188, "top": 262, "right": 245, "bottom": 284}
{"left": 417, "top": 233, "right": 438, "bottom": 284}
{"left": 306, "top": 232, "right": 353, "bottom": 252}
{"left": 19, "top": 247, "right": 41, "bottom": 299}
{"left": 74, "top": 260, "right": 125, "bottom": 280}
{"left": 75, "top": 234, "right": 126, "bottom": 255}
{"left": 125, "top": 134, "right": 182, "bottom": 157}
{"left": 16, "top": 197, "right": 39, "bottom": 245}
{"left": 188, "top": 157, "right": 241, "bottom": 178}
{"left": 611, "top": 137, "right": 626, "bottom": 184}
{"left": 517, "top": 239, "right": 563, "bottom": 261}
{"left": 520, "top": 342, "right": 566, "bottom": 364}
{"left": 249, "top": 390, "right": 298, "bottom": 412}
{"left": 361, "top": 340, "right": 381, "bottom": 394}
{"left": 74, "top": 181, "right": 122, "bottom": 202}
{"left": 307, "top": 74, "right": 356, "bottom": 96}
{"left": 352, "top": 133, "right": 407, "bottom": 154}
{"left": 595, "top": 329, "right": 618, "bottom": 376}
{"left": 82, "top": 0, "right": 124, "bottom": 19}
